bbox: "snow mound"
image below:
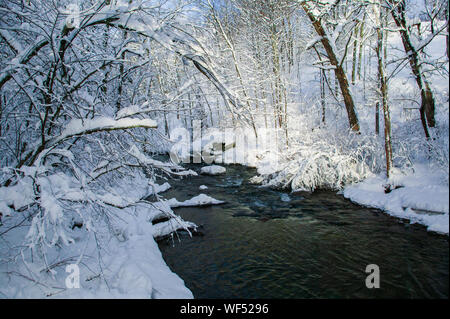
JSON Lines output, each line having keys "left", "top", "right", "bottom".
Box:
{"left": 0, "top": 200, "right": 195, "bottom": 299}
{"left": 200, "top": 165, "right": 226, "bottom": 175}
{"left": 167, "top": 194, "right": 225, "bottom": 207}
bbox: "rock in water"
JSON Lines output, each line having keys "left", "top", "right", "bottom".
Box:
{"left": 200, "top": 165, "right": 226, "bottom": 175}
{"left": 280, "top": 193, "right": 291, "bottom": 202}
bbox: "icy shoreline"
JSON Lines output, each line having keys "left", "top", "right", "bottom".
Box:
{"left": 342, "top": 166, "right": 449, "bottom": 235}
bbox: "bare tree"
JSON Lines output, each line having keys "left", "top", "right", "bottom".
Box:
{"left": 385, "top": 0, "right": 447, "bottom": 137}
{"left": 301, "top": 0, "right": 360, "bottom": 132}
{"left": 375, "top": 1, "right": 393, "bottom": 178}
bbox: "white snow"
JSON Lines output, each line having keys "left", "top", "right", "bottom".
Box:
{"left": 149, "top": 182, "right": 171, "bottom": 195}
{"left": 0, "top": 176, "right": 35, "bottom": 213}
{"left": 0, "top": 168, "right": 220, "bottom": 298}
{"left": 59, "top": 117, "right": 158, "bottom": 141}
{"left": 166, "top": 194, "right": 225, "bottom": 208}
{"left": 200, "top": 165, "right": 226, "bottom": 175}
{"left": 0, "top": 203, "right": 194, "bottom": 299}
{"left": 0, "top": 0, "right": 448, "bottom": 301}
{"left": 343, "top": 165, "right": 449, "bottom": 235}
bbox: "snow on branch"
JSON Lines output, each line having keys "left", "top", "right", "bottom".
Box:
{"left": 25, "top": 117, "right": 158, "bottom": 168}
{"left": 51, "top": 117, "right": 157, "bottom": 145}
{"left": 0, "top": 37, "right": 49, "bottom": 90}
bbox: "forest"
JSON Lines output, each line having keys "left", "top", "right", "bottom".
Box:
{"left": 0, "top": 0, "right": 448, "bottom": 299}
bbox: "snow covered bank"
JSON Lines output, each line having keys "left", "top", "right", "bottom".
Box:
{"left": 0, "top": 201, "right": 192, "bottom": 298}
{"left": 0, "top": 177, "right": 225, "bottom": 298}
{"left": 149, "top": 181, "right": 171, "bottom": 195}
{"left": 343, "top": 166, "right": 449, "bottom": 235}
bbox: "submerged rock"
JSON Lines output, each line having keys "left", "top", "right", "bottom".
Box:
{"left": 280, "top": 193, "right": 291, "bottom": 202}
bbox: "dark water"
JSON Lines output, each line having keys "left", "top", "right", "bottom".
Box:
{"left": 157, "top": 165, "right": 449, "bottom": 299}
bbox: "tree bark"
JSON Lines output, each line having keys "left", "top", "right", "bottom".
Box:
{"left": 388, "top": 0, "right": 436, "bottom": 133}
{"left": 351, "top": 25, "right": 359, "bottom": 85}
{"left": 447, "top": 3, "right": 449, "bottom": 60}
{"left": 376, "top": 3, "right": 393, "bottom": 178}
{"left": 302, "top": 3, "right": 360, "bottom": 132}
{"left": 375, "top": 102, "right": 380, "bottom": 135}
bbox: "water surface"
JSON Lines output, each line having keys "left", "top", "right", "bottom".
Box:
{"left": 158, "top": 165, "right": 449, "bottom": 298}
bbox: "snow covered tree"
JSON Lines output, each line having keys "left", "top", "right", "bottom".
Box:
{"left": 385, "top": 0, "right": 447, "bottom": 136}
{"left": 300, "top": 0, "right": 361, "bottom": 132}
{"left": 0, "top": 0, "right": 217, "bottom": 290}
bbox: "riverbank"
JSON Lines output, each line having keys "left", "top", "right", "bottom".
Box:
{"left": 0, "top": 172, "right": 226, "bottom": 298}
{"left": 266, "top": 159, "right": 449, "bottom": 235}
{"left": 0, "top": 201, "right": 194, "bottom": 298}
{"left": 1, "top": 161, "right": 447, "bottom": 298}
{"left": 342, "top": 165, "right": 449, "bottom": 235}
{"left": 191, "top": 126, "right": 449, "bottom": 236}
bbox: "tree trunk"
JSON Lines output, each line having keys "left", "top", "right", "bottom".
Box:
{"left": 447, "top": 3, "right": 449, "bottom": 60}
{"left": 302, "top": 4, "right": 360, "bottom": 132}
{"left": 388, "top": 0, "right": 436, "bottom": 133}
{"left": 321, "top": 70, "right": 326, "bottom": 124}
{"left": 351, "top": 25, "right": 359, "bottom": 85}
{"left": 376, "top": 4, "right": 393, "bottom": 178}
{"left": 116, "top": 32, "right": 128, "bottom": 112}
{"left": 357, "top": 15, "right": 365, "bottom": 81}
{"left": 375, "top": 102, "right": 380, "bottom": 135}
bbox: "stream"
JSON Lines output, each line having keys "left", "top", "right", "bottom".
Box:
{"left": 157, "top": 164, "right": 449, "bottom": 298}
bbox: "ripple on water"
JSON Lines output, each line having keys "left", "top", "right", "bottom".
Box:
{"left": 158, "top": 165, "right": 449, "bottom": 299}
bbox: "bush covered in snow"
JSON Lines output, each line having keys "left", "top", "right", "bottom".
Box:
{"left": 255, "top": 128, "right": 374, "bottom": 191}
{"left": 254, "top": 114, "right": 449, "bottom": 192}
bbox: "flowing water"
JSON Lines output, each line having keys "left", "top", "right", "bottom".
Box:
{"left": 157, "top": 165, "right": 449, "bottom": 298}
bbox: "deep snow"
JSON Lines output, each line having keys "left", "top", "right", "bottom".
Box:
{"left": 0, "top": 179, "right": 225, "bottom": 298}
